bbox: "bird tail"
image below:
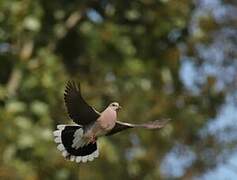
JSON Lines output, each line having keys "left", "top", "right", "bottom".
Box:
{"left": 53, "top": 125, "right": 99, "bottom": 163}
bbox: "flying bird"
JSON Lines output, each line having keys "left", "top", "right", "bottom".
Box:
{"left": 53, "top": 81, "right": 170, "bottom": 163}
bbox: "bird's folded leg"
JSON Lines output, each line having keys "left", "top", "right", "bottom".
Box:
{"left": 88, "top": 135, "right": 97, "bottom": 144}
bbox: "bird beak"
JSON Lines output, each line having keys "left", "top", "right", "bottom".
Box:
{"left": 117, "top": 106, "right": 122, "bottom": 110}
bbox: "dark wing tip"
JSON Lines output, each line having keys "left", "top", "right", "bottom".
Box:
{"left": 65, "top": 81, "right": 80, "bottom": 92}
{"left": 146, "top": 118, "right": 171, "bottom": 129}
{"left": 64, "top": 81, "right": 82, "bottom": 99}
{"left": 63, "top": 80, "right": 81, "bottom": 120}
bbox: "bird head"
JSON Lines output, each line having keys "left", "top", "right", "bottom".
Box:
{"left": 109, "top": 102, "right": 122, "bottom": 111}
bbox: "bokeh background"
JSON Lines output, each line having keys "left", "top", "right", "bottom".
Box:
{"left": 0, "top": 0, "right": 237, "bottom": 179}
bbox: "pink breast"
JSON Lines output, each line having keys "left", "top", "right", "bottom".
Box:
{"left": 99, "top": 109, "right": 117, "bottom": 130}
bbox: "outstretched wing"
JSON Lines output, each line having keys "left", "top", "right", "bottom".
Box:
{"left": 106, "top": 119, "right": 171, "bottom": 136}
{"left": 64, "top": 81, "right": 100, "bottom": 126}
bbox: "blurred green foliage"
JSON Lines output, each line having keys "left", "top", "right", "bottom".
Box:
{"left": 0, "top": 0, "right": 236, "bottom": 179}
